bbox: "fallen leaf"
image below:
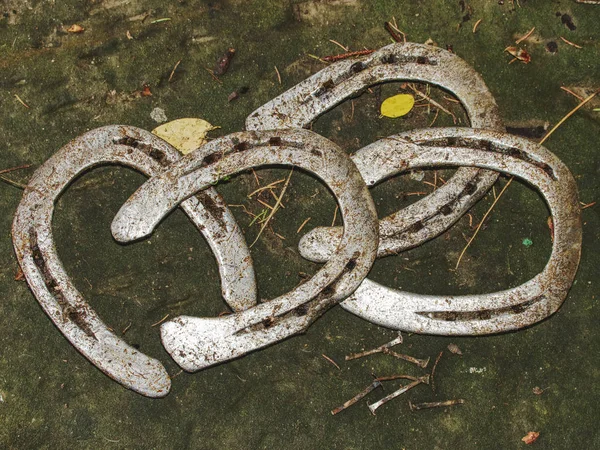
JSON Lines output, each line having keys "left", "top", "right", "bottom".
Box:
{"left": 14, "top": 268, "right": 25, "bottom": 281}
{"left": 214, "top": 48, "right": 236, "bottom": 75}
{"left": 505, "top": 46, "right": 531, "bottom": 64}
{"left": 67, "top": 24, "right": 85, "bottom": 33}
{"left": 521, "top": 431, "right": 540, "bottom": 445}
{"left": 380, "top": 93, "right": 415, "bottom": 118}
{"left": 152, "top": 118, "right": 219, "bottom": 155}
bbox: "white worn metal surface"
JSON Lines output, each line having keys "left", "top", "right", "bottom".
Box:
{"left": 11, "top": 125, "right": 257, "bottom": 397}
{"left": 111, "top": 129, "right": 379, "bottom": 371}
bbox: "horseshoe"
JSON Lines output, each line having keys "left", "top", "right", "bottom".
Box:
{"left": 247, "top": 42, "right": 504, "bottom": 253}
{"left": 111, "top": 129, "right": 379, "bottom": 371}
{"left": 298, "top": 128, "right": 582, "bottom": 334}
{"left": 12, "top": 125, "right": 257, "bottom": 397}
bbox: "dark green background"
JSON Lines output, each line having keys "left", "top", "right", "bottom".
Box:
{"left": 1, "top": 0, "right": 599, "bottom": 448}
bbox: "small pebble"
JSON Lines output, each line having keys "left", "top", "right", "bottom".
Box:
{"left": 409, "top": 170, "right": 425, "bottom": 181}
{"left": 447, "top": 343, "right": 463, "bottom": 355}
{"left": 150, "top": 107, "right": 168, "bottom": 123}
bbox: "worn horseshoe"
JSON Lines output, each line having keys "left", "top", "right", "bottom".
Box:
{"left": 247, "top": 42, "right": 504, "bottom": 253}
{"left": 299, "top": 128, "right": 582, "bottom": 334}
{"left": 12, "top": 125, "right": 257, "bottom": 397}
{"left": 111, "top": 129, "right": 379, "bottom": 371}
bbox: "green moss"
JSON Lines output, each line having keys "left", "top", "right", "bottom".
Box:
{"left": 0, "top": 0, "right": 599, "bottom": 448}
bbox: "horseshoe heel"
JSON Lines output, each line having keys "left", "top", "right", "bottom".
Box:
{"left": 111, "top": 129, "right": 378, "bottom": 371}
{"left": 12, "top": 125, "right": 257, "bottom": 397}
{"left": 299, "top": 128, "right": 582, "bottom": 334}
{"left": 247, "top": 42, "right": 504, "bottom": 252}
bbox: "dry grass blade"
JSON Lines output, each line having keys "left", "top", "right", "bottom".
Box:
{"left": 250, "top": 169, "right": 293, "bottom": 247}
{"left": 455, "top": 177, "right": 513, "bottom": 270}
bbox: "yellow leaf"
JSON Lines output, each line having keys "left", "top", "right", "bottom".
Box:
{"left": 380, "top": 94, "right": 415, "bottom": 118}
{"left": 152, "top": 118, "right": 219, "bottom": 155}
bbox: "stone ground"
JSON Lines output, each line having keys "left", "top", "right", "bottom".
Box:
{"left": 0, "top": 0, "right": 599, "bottom": 448}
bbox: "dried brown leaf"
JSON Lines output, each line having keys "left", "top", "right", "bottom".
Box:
{"left": 67, "top": 24, "right": 85, "bottom": 33}
{"left": 521, "top": 431, "right": 540, "bottom": 444}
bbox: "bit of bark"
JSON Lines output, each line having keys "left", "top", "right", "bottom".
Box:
{"left": 385, "top": 21, "right": 403, "bottom": 42}
{"left": 214, "top": 48, "right": 235, "bottom": 75}
{"left": 66, "top": 24, "right": 85, "bottom": 33}
{"left": 14, "top": 268, "right": 25, "bottom": 281}
{"left": 560, "top": 14, "right": 576, "bottom": 31}
{"left": 522, "top": 431, "right": 540, "bottom": 445}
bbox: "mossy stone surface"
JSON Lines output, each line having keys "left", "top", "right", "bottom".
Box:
{"left": 1, "top": 1, "right": 599, "bottom": 448}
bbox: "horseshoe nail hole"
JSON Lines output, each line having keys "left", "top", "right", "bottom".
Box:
{"left": 114, "top": 136, "right": 168, "bottom": 167}
{"left": 268, "top": 137, "right": 282, "bottom": 146}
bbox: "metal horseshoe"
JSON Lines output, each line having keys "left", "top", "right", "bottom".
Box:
{"left": 12, "top": 125, "right": 257, "bottom": 397}
{"left": 111, "top": 129, "right": 379, "bottom": 372}
{"left": 246, "top": 42, "right": 504, "bottom": 254}
{"left": 298, "top": 127, "right": 582, "bottom": 334}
